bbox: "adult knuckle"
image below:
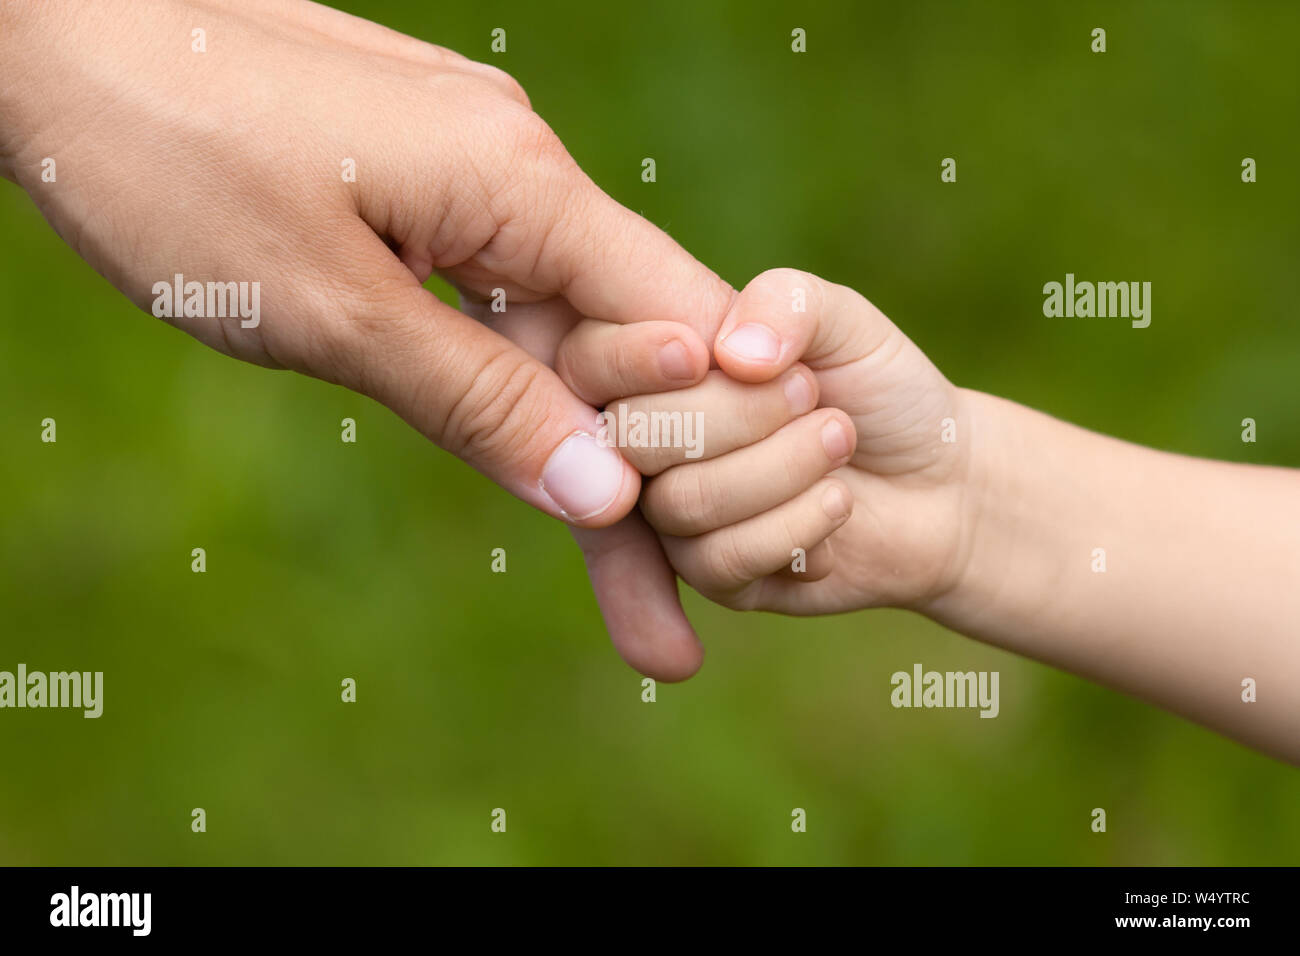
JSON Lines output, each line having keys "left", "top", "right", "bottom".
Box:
{"left": 508, "top": 111, "right": 573, "bottom": 172}
{"left": 481, "top": 64, "right": 532, "bottom": 108}
{"left": 441, "top": 348, "right": 549, "bottom": 462}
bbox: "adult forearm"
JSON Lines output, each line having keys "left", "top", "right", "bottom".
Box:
{"left": 932, "top": 389, "right": 1300, "bottom": 763}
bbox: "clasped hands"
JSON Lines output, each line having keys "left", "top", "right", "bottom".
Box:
{"left": 9, "top": 0, "right": 1299, "bottom": 763}
{"left": 546, "top": 269, "right": 971, "bottom": 681}
{"left": 0, "top": 0, "right": 966, "bottom": 682}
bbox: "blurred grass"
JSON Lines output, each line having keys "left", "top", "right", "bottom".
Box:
{"left": 1, "top": 0, "right": 1296, "bottom": 865}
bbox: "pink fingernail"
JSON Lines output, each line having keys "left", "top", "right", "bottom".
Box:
{"left": 784, "top": 371, "right": 815, "bottom": 414}
{"left": 658, "top": 339, "right": 696, "bottom": 382}
{"left": 722, "top": 323, "right": 780, "bottom": 363}
{"left": 541, "top": 432, "right": 625, "bottom": 520}
{"left": 821, "top": 418, "right": 852, "bottom": 462}
{"left": 822, "top": 483, "right": 851, "bottom": 521}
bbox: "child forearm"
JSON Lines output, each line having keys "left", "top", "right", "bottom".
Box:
{"left": 930, "top": 389, "right": 1300, "bottom": 764}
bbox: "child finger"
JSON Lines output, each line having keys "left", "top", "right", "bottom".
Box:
{"left": 713, "top": 267, "right": 895, "bottom": 383}
{"left": 775, "top": 537, "right": 836, "bottom": 581}
{"left": 641, "top": 408, "right": 856, "bottom": 536}
{"left": 555, "top": 318, "right": 710, "bottom": 406}
{"left": 608, "top": 366, "right": 819, "bottom": 475}
{"left": 661, "top": 477, "right": 852, "bottom": 595}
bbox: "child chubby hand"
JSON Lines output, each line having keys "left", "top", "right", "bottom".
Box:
{"left": 558, "top": 267, "right": 972, "bottom": 616}
{"left": 556, "top": 268, "right": 1300, "bottom": 766}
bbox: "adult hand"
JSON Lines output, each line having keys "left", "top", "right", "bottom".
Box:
{"left": 0, "top": 0, "right": 734, "bottom": 676}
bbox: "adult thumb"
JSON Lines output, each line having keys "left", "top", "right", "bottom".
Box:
{"left": 339, "top": 272, "right": 640, "bottom": 527}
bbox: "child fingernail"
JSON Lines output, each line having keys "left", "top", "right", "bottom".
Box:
{"left": 821, "top": 418, "right": 853, "bottom": 462}
{"left": 784, "top": 370, "right": 815, "bottom": 413}
{"left": 657, "top": 339, "right": 696, "bottom": 382}
{"left": 721, "top": 323, "right": 780, "bottom": 363}
{"left": 822, "top": 484, "right": 851, "bottom": 521}
{"left": 540, "top": 431, "right": 625, "bottom": 521}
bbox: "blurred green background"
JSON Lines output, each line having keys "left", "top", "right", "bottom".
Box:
{"left": 2, "top": 0, "right": 1297, "bottom": 865}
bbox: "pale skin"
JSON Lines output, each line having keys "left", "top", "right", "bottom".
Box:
{"left": 0, "top": 0, "right": 732, "bottom": 671}
{"left": 0, "top": 0, "right": 723, "bottom": 527}
{"left": 559, "top": 268, "right": 1300, "bottom": 767}
{"left": 4, "top": 2, "right": 1296, "bottom": 763}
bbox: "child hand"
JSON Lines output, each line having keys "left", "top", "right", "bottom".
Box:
{"left": 585, "top": 267, "right": 972, "bottom": 614}
{"left": 547, "top": 311, "right": 847, "bottom": 676}
{"left": 676, "top": 267, "right": 973, "bottom": 613}
{"left": 554, "top": 272, "right": 1300, "bottom": 765}
{"left": 551, "top": 302, "right": 860, "bottom": 616}
{"left": 556, "top": 267, "right": 973, "bottom": 615}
